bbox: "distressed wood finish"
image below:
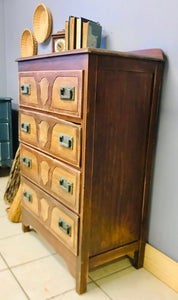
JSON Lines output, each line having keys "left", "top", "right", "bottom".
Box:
{"left": 17, "top": 49, "right": 165, "bottom": 294}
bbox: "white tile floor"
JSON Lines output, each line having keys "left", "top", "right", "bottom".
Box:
{"left": 0, "top": 167, "right": 177, "bottom": 300}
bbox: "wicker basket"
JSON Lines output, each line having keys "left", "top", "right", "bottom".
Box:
{"left": 21, "top": 29, "right": 37, "bottom": 57}
{"left": 33, "top": 3, "right": 52, "bottom": 43}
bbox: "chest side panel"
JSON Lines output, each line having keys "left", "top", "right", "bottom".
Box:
{"left": 90, "top": 57, "right": 155, "bottom": 256}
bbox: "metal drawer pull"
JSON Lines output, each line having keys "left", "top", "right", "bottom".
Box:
{"left": 21, "top": 122, "right": 30, "bottom": 133}
{"left": 60, "top": 86, "right": 75, "bottom": 100}
{"left": 59, "top": 176, "right": 73, "bottom": 194}
{"left": 58, "top": 217, "right": 71, "bottom": 236}
{"left": 22, "top": 156, "right": 32, "bottom": 168}
{"left": 59, "top": 133, "right": 73, "bottom": 149}
{"left": 21, "top": 84, "right": 31, "bottom": 95}
{"left": 23, "top": 190, "right": 32, "bottom": 203}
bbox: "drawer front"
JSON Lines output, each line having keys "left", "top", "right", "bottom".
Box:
{"left": 0, "top": 123, "right": 9, "bottom": 141}
{"left": 19, "top": 70, "right": 83, "bottom": 118}
{"left": 21, "top": 176, "right": 79, "bottom": 255}
{"left": 19, "top": 109, "right": 81, "bottom": 167}
{"left": 20, "top": 144, "right": 81, "bottom": 212}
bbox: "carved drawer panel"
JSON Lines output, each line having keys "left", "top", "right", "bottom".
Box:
{"left": 20, "top": 144, "right": 81, "bottom": 213}
{"left": 19, "top": 109, "right": 81, "bottom": 167}
{"left": 19, "top": 70, "right": 83, "bottom": 118}
{"left": 21, "top": 176, "right": 79, "bottom": 255}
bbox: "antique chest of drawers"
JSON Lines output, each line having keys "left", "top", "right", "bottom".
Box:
{"left": 17, "top": 48, "right": 164, "bottom": 294}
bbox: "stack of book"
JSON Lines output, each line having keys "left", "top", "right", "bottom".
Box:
{"left": 65, "top": 16, "right": 102, "bottom": 50}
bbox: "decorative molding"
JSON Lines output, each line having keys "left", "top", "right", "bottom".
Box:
{"left": 144, "top": 243, "right": 178, "bottom": 293}
{"left": 40, "top": 77, "right": 49, "bottom": 105}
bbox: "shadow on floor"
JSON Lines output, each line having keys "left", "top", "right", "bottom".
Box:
{"left": 0, "top": 167, "right": 10, "bottom": 177}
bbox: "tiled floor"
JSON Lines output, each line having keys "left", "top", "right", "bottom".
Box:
{"left": 0, "top": 167, "right": 177, "bottom": 300}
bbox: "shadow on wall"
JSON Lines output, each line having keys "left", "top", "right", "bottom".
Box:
{"left": 12, "top": 109, "right": 19, "bottom": 157}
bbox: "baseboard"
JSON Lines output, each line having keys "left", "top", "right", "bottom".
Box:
{"left": 143, "top": 243, "right": 178, "bottom": 293}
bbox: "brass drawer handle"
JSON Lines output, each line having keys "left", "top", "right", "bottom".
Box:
{"left": 60, "top": 86, "right": 75, "bottom": 100}
{"left": 22, "top": 156, "right": 32, "bottom": 168}
{"left": 21, "top": 84, "right": 31, "bottom": 95}
{"left": 23, "top": 190, "right": 32, "bottom": 203}
{"left": 58, "top": 217, "right": 71, "bottom": 236}
{"left": 59, "top": 133, "right": 73, "bottom": 149}
{"left": 21, "top": 122, "right": 30, "bottom": 133}
{"left": 59, "top": 176, "right": 73, "bottom": 194}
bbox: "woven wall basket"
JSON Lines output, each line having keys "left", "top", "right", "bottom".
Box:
{"left": 21, "top": 29, "right": 37, "bottom": 57}
{"left": 33, "top": 3, "right": 52, "bottom": 43}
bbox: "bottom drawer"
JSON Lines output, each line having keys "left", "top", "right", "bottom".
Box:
{"left": 21, "top": 176, "right": 79, "bottom": 255}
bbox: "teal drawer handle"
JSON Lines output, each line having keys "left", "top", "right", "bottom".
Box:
{"left": 58, "top": 217, "right": 71, "bottom": 236}
{"left": 59, "top": 176, "right": 73, "bottom": 194}
{"left": 22, "top": 156, "right": 32, "bottom": 168}
{"left": 23, "top": 190, "right": 32, "bottom": 203}
{"left": 21, "top": 122, "right": 30, "bottom": 133}
{"left": 59, "top": 133, "right": 73, "bottom": 149}
{"left": 60, "top": 86, "right": 75, "bottom": 100}
{"left": 21, "top": 84, "right": 31, "bottom": 95}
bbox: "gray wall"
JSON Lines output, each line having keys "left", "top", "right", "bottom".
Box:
{"left": 1, "top": 0, "right": 178, "bottom": 261}
{"left": 0, "top": 0, "right": 6, "bottom": 95}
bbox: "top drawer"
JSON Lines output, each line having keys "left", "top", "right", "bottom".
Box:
{"left": 19, "top": 70, "right": 83, "bottom": 118}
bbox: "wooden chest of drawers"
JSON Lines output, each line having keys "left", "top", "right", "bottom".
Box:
{"left": 17, "top": 48, "right": 164, "bottom": 294}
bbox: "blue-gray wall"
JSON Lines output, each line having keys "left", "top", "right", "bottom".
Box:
{"left": 0, "top": 0, "right": 6, "bottom": 96}
{"left": 1, "top": 0, "right": 177, "bottom": 261}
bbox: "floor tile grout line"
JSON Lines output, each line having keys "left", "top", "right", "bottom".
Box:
{"left": 46, "top": 281, "right": 97, "bottom": 300}
{"left": 89, "top": 277, "right": 113, "bottom": 300}
{"left": 8, "top": 267, "right": 31, "bottom": 300}
{"left": 46, "top": 287, "right": 76, "bottom": 299}
{"left": 0, "top": 232, "right": 24, "bottom": 240}
{"left": 0, "top": 251, "right": 9, "bottom": 269}
{"left": 0, "top": 252, "right": 30, "bottom": 300}
{"left": 7, "top": 252, "right": 56, "bottom": 270}
{"left": 89, "top": 265, "right": 133, "bottom": 282}
{"left": 0, "top": 267, "right": 8, "bottom": 272}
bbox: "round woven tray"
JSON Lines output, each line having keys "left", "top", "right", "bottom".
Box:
{"left": 21, "top": 29, "right": 37, "bottom": 57}
{"left": 33, "top": 3, "right": 52, "bottom": 43}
